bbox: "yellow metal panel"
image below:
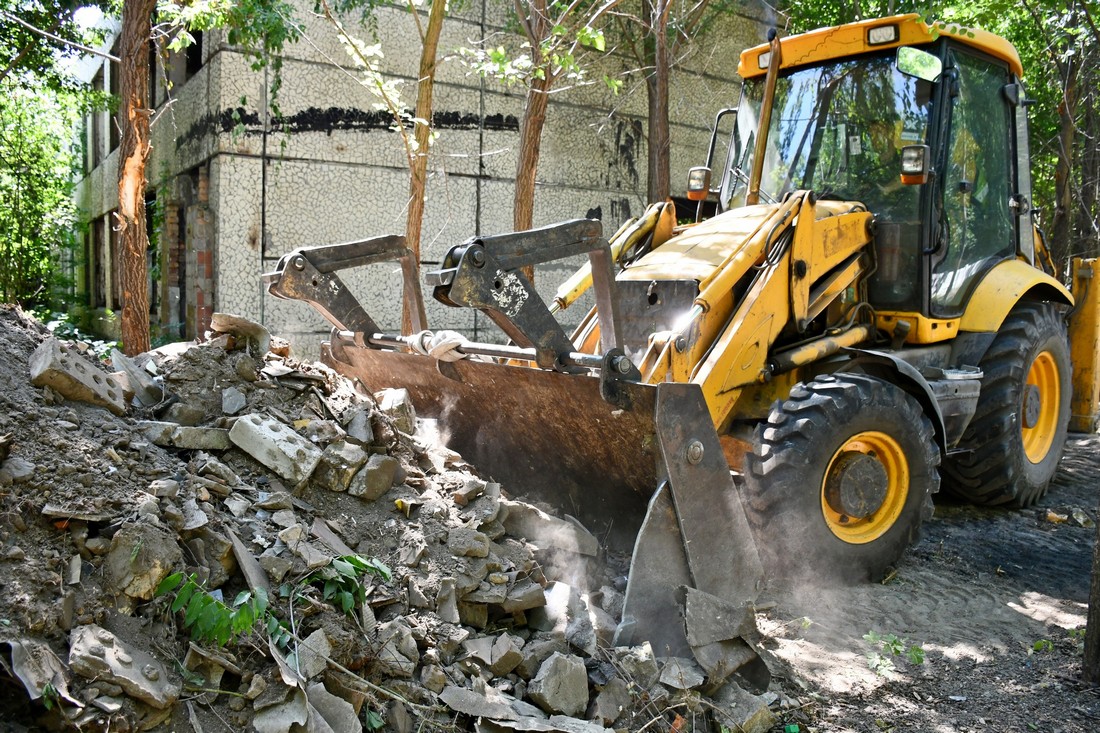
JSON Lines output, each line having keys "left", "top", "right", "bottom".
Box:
{"left": 875, "top": 312, "right": 959, "bottom": 343}
{"left": 791, "top": 202, "right": 873, "bottom": 326}
{"left": 620, "top": 205, "right": 779, "bottom": 283}
{"left": 1068, "top": 258, "right": 1100, "bottom": 432}
{"left": 697, "top": 254, "right": 792, "bottom": 426}
{"left": 958, "top": 259, "right": 1073, "bottom": 333}
{"left": 738, "top": 14, "right": 1023, "bottom": 79}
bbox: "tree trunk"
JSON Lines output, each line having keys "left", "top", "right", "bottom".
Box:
{"left": 401, "top": 0, "right": 445, "bottom": 334}
{"left": 1085, "top": 509, "right": 1100, "bottom": 683}
{"left": 513, "top": 73, "right": 552, "bottom": 281}
{"left": 1050, "top": 56, "right": 1078, "bottom": 270}
{"left": 116, "top": 0, "right": 155, "bottom": 356}
{"left": 645, "top": 0, "right": 671, "bottom": 203}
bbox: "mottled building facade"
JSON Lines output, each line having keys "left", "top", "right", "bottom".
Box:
{"left": 75, "top": 1, "right": 768, "bottom": 354}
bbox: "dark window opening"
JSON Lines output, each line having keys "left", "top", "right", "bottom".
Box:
{"left": 109, "top": 41, "right": 120, "bottom": 152}
{"left": 91, "top": 69, "right": 104, "bottom": 168}
{"left": 186, "top": 31, "right": 203, "bottom": 78}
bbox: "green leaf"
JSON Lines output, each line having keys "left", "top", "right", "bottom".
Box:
{"left": 332, "top": 558, "right": 357, "bottom": 579}
{"left": 233, "top": 590, "right": 253, "bottom": 608}
{"left": 172, "top": 583, "right": 196, "bottom": 614}
{"left": 906, "top": 645, "right": 925, "bottom": 665}
{"left": 339, "top": 592, "right": 354, "bottom": 613}
{"left": 366, "top": 710, "right": 386, "bottom": 730}
{"left": 184, "top": 592, "right": 207, "bottom": 628}
{"left": 155, "top": 572, "right": 184, "bottom": 597}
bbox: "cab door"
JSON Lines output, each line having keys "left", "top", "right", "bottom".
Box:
{"left": 930, "top": 49, "right": 1017, "bottom": 315}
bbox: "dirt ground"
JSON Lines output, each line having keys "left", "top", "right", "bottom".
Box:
{"left": 0, "top": 303, "right": 1097, "bottom": 733}
{"left": 759, "top": 434, "right": 1099, "bottom": 732}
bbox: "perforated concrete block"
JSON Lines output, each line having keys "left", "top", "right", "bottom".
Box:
{"left": 228, "top": 413, "right": 322, "bottom": 484}
{"left": 30, "top": 338, "right": 127, "bottom": 415}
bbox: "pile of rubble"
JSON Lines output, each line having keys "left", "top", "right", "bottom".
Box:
{"left": 0, "top": 306, "right": 780, "bottom": 732}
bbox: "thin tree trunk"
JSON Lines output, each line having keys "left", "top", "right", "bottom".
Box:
{"left": 1085, "top": 510, "right": 1100, "bottom": 683}
{"left": 645, "top": 0, "right": 671, "bottom": 203}
{"left": 513, "top": 73, "right": 552, "bottom": 281}
{"left": 1051, "top": 57, "right": 1078, "bottom": 268}
{"left": 401, "top": 0, "right": 445, "bottom": 334}
{"left": 116, "top": 0, "right": 155, "bottom": 355}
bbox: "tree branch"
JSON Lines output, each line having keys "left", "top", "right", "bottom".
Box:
{"left": 0, "top": 9, "right": 118, "bottom": 63}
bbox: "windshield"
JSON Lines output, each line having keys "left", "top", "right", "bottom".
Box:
{"left": 722, "top": 52, "right": 934, "bottom": 218}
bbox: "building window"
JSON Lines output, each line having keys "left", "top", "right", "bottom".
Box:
{"left": 109, "top": 40, "right": 120, "bottom": 153}
{"left": 91, "top": 68, "right": 104, "bottom": 168}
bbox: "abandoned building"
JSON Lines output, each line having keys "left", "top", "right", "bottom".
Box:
{"left": 74, "top": 1, "right": 769, "bottom": 354}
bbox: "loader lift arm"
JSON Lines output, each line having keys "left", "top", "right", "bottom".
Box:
{"left": 263, "top": 221, "right": 768, "bottom": 685}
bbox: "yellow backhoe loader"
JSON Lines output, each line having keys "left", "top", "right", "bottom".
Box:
{"left": 265, "top": 15, "right": 1100, "bottom": 676}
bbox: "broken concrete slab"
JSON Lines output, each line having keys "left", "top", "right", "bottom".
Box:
{"left": 658, "top": 656, "right": 705, "bottom": 690}
{"left": 436, "top": 578, "right": 460, "bottom": 624}
{"left": 708, "top": 679, "right": 777, "bottom": 733}
{"left": 515, "top": 637, "right": 569, "bottom": 681}
{"left": 610, "top": 643, "right": 659, "bottom": 690}
{"left": 448, "top": 528, "right": 491, "bottom": 558}
{"left": 375, "top": 388, "right": 416, "bottom": 434}
{"left": 440, "top": 685, "right": 547, "bottom": 721}
{"left": 30, "top": 338, "right": 127, "bottom": 415}
{"left": 500, "top": 500, "right": 598, "bottom": 557}
{"left": 490, "top": 633, "right": 525, "bottom": 676}
{"left": 307, "top": 681, "right": 362, "bottom": 733}
{"left": 344, "top": 406, "right": 374, "bottom": 445}
{"left": 293, "top": 629, "right": 332, "bottom": 680}
{"left": 347, "top": 454, "right": 399, "bottom": 501}
{"left": 110, "top": 348, "right": 163, "bottom": 407}
{"left": 69, "top": 625, "right": 180, "bottom": 709}
{"left": 253, "top": 686, "right": 309, "bottom": 733}
{"left": 209, "top": 312, "right": 271, "bottom": 355}
{"left": 3, "top": 639, "right": 81, "bottom": 707}
{"left": 527, "top": 653, "right": 588, "bottom": 718}
{"left": 477, "top": 716, "right": 611, "bottom": 733}
{"left": 501, "top": 578, "right": 546, "bottom": 613}
{"left": 104, "top": 523, "right": 183, "bottom": 602}
{"left": 229, "top": 414, "right": 323, "bottom": 484}
{"left": 221, "top": 386, "right": 247, "bottom": 415}
{"left": 139, "top": 421, "right": 232, "bottom": 451}
{"left": 588, "top": 677, "right": 630, "bottom": 726}
{"left": 374, "top": 619, "right": 418, "bottom": 678}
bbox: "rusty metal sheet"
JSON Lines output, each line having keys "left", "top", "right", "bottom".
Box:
{"left": 323, "top": 339, "right": 660, "bottom": 551}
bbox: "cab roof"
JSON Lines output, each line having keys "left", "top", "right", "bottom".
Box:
{"left": 738, "top": 14, "right": 1023, "bottom": 79}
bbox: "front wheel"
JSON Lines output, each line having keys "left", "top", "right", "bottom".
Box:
{"left": 743, "top": 373, "right": 940, "bottom": 584}
{"left": 941, "top": 302, "right": 1071, "bottom": 507}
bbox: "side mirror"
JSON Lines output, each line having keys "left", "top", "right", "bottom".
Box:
{"left": 900, "top": 144, "right": 931, "bottom": 185}
{"left": 687, "top": 166, "right": 712, "bottom": 201}
{"left": 897, "top": 46, "right": 942, "bottom": 83}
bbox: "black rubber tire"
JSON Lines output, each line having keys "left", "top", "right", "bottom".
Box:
{"left": 743, "top": 373, "right": 940, "bottom": 584}
{"left": 941, "top": 302, "right": 1071, "bottom": 507}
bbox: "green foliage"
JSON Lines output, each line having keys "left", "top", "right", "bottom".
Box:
{"left": 365, "top": 710, "right": 385, "bottom": 730}
{"left": 0, "top": 0, "right": 114, "bottom": 94}
{"left": 0, "top": 81, "right": 86, "bottom": 309}
{"left": 156, "top": 572, "right": 270, "bottom": 647}
{"left": 1030, "top": 638, "right": 1054, "bottom": 654}
{"left": 303, "top": 555, "right": 391, "bottom": 616}
{"left": 864, "top": 630, "right": 926, "bottom": 675}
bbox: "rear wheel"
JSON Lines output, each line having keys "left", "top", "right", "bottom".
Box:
{"left": 941, "top": 302, "right": 1070, "bottom": 507}
{"left": 743, "top": 373, "right": 939, "bottom": 583}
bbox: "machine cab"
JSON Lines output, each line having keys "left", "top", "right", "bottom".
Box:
{"left": 695, "top": 16, "right": 1036, "bottom": 332}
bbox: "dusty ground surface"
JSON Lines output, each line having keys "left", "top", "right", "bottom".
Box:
{"left": 0, "top": 303, "right": 1096, "bottom": 733}
{"left": 759, "top": 435, "right": 1098, "bottom": 732}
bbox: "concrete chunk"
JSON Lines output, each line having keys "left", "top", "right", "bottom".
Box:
{"left": 589, "top": 677, "right": 630, "bottom": 726}
{"left": 500, "top": 499, "right": 598, "bottom": 556}
{"left": 374, "top": 619, "right": 418, "bottom": 678}
{"left": 307, "top": 682, "right": 362, "bottom": 733}
{"left": 376, "top": 388, "right": 416, "bottom": 433}
{"left": 221, "top": 386, "right": 247, "bottom": 415}
{"left": 69, "top": 625, "right": 179, "bottom": 709}
{"left": 708, "top": 680, "right": 777, "bottom": 733}
{"left": 104, "top": 523, "right": 182, "bottom": 602}
{"left": 228, "top": 413, "right": 322, "bottom": 484}
{"left": 348, "top": 454, "right": 399, "bottom": 501}
{"left": 527, "top": 653, "right": 589, "bottom": 718}
{"left": 490, "top": 633, "right": 525, "bottom": 676}
{"left": 139, "top": 421, "right": 231, "bottom": 451}
{"left": 502, "top": 578, "right": 547, "bottom": 613}
{"left": 313, "top": 441, "right": 369, "bottom": 492}
{"left": 448, "top": 528, "right": 490, "bottom": 558}
{"left": 30, "top": 338, "right": 127, "bottom": 415}
{"left": 659, "top": 657, "right": 706, "bottom": 690}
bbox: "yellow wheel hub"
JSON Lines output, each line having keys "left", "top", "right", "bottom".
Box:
{"left": 821, "top": 431, "right": 909, "bottom": 544}
{"left": 1022, "top": 350, "right": 1060, "bottom": 464}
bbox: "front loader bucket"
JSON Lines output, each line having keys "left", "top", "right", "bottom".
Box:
{"left": 325, "top": 333, "right": 765, "bottom": 671}
{"left": 265, "top": 224, "right": 765, "bottom": 683}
